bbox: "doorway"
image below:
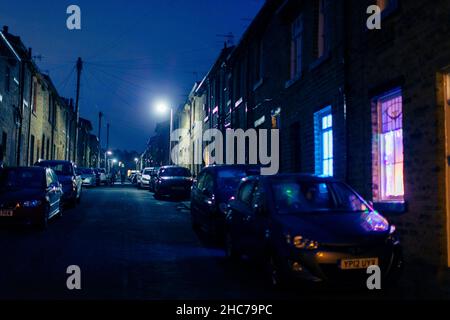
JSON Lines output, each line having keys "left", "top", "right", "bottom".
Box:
{"left": 444, "top": 73, "right": 450, "bottom": 267}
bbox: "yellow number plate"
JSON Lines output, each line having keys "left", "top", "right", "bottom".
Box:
{"left": 340, "top": 258, "right": 379, "bottom": 270}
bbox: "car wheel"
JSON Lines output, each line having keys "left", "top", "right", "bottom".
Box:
{"left": 225, "top": 231, "right": 240, "bottom": 261}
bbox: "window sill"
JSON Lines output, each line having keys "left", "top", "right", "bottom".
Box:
{"left": 253, "top": 78, "right": 264, "bottom": 91}
{"left": 373, "top": 201, "right": 406, "bottom": 215}
{"left": 285, "top": 74, "right": 302, "bottom": 89}
{"left": 309, "top": 51, "right": 331, "bottom": 71}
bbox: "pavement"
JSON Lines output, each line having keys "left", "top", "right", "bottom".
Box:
{"left": 0, "top": 184, "right": 448, "bottom": 300}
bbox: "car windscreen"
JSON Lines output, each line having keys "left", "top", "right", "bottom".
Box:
{"left": 0, "top": 168, "right": 44, "bottom": 190}
{"left": 143, "top": 170, "right": 152, "bottom": 175}
{"left": 270, "top": 179, "right": 369, "bottom": 214}
{"left": 38, "top": 162, "right": 73, "bottom": 176}
{"left": 159, "top": 167, "right": 191, "bottom": 177}
{"left": 216, "top": 169, "right": 248, "bottom": 193}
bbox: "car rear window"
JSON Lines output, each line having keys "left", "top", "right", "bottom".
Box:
{"left": 37, "top": 162, "right": 73, "bottom": 176}
{"left": 159, "top": 167, "right": 191, "bottom": 177}
{"left": 0, "top": 168, "right": 44, "bottom": 189}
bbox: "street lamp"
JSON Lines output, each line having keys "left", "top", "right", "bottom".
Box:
{"left": 154, "top": 99, "right": 173, "bottom": 165}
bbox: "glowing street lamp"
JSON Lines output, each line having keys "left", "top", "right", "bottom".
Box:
{"left": 153, "top": 98, "right": 173, "bottom": 165}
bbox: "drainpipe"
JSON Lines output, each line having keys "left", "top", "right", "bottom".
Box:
{"left": 26, "top": 48, "right": 33, "bottom": 165}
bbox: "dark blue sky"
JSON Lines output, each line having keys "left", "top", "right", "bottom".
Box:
{"left": 0, "top": 0, "right": 264, "bottom": 152}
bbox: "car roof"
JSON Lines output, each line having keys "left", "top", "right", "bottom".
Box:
{"left": 253, "top": 173, "right": 338, "bottom": 183}
{"left": 201, "top": 164, "right": 260, "bottom": 172}
{"left": 37, "top": 160, "right": 73, "bottom": 165}
{"left": 3, "top": 166, "right": 47, "bottom": 173}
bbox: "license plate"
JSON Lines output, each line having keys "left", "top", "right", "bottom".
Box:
{"left": 340, "top": 258, "right": 379, "bottom": 270}
{"left": 0, "top": 209, "right": 14, "bottom": 217}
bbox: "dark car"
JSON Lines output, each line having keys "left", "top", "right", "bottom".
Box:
{"left": 190, "top": 165, "right": 260, "bottom": 240}
{"left": 0, "top": 167, "right": 63, "bottom": 229}
{"left": 148, "top": 167, "right": 160, "bottom": 192}
{"left": 36, "top": 160, "right": 82, "bottom": 206}
{"left": 225, "top": 174, "right": 403, "bottom": 287}
{"left": 154, "top": 166, "right": 192, "bottom": 199}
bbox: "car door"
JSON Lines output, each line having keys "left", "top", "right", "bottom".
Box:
{"left": 194, "top": 171, "right": 215, "bottom": 231}
{"left": 45, "top": 169, "right": 58, "bottom": 216}
{"left": 50, "top": 170, "right": 63, "bottom": 213}
{"left": 230, "top": 180, "right": 256, "bottom": 253}
{"left": 247, "top": 181, "right": 270, "bottom": 259}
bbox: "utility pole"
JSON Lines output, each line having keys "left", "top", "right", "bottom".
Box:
{"left": 104, "top": 123, "right": 110, "bottom": 172}
{"left": 98, "top": 111, "right": 103, "bottom": 168}
{"left": 73, "top": 57, "right": 83, "bottom": 164}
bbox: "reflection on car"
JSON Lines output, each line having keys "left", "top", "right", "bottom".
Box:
{"left": 0, "top": 167, "right": 63, "bottom": 229}
{"left": 225, "top": 174, "right": 403, "bottom": 287}
{"left": 191, "top": 165, "right": 261, "bottom": 241}
{"left": 35, "top": 160, "right": 82, "bottom": 206}
{"left": 154, "top": 166, "right": 192, "bottom": 199}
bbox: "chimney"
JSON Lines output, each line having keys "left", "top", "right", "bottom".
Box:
{"left": 2, "top": 25, "right": 8, "bottom": 34}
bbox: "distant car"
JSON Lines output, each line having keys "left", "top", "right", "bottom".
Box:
{"left": 190, "top": 165, "right": 260, "bottom": 240}
{"left": 36, "top": 160, "right": 82, "bottom": 206}
{"left": 139, "top": 167, "right": 154, "bottom": 189}
{"left": 78, "top": 168, "right": 96, "bottom": 187}
{"left": 97, "top": 168, "right": 108, "bottom": 185}
{"left": 0, "top": 167, "right": 63, "bottom": 229}
{"left": 224, "top": 174, "right": 403, "bottom": 287}
{"left": 136, "top": 170, "right": 143, "bottom": 187}
{"left": 154, "top": 166, "right": 192, "bottom": 199}
{"left": 93, "top": 169, "right": 101, "bottom": 186}
{"left": 148, "top": 167, "right": 160, "bottom": 192}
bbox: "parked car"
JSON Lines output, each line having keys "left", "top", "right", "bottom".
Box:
{"left": 78, "top": 168, "right": 96, "bottom": 187}
{"left": 0, "top": 167, "right": 63, "bottom": 229}
{"left": 154, "top": 166, "right": 192, "bottom": 199}
{"left": 136, "top": 169, "right": 143, "bottom": 187}
{"left": 224, "top": 174, "right": 403, "bottom": 287}
{"left": 93, "top": 168, "right": 107, "bottom": 186}
{"left": 128, "top": 170, "right": 139, "bottom": 184}
{"left": 191, "top": 165, "right": 260, "bottom": 240}
{"left": 148, "top": 167, "right": 160, "bottom": 192}
{"left": 139, "top": 167, "right": 154, "bottom": 189}
{"left": 36, "top": 160, "right": 82, "bottom": 206}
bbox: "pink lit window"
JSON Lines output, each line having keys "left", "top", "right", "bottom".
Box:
{"left": 378, "top": 89, "right": 404, "bottom": 201}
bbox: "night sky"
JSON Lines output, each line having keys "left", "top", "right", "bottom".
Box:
{"left": 0, "top": 0, "right": 264, "bottom": 152}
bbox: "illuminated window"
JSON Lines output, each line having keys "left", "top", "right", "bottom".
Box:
{"left": 290, "top": 14, "right": 303, "bottom": 79}
{"left": 376, "top": 89, "right": 404, "bottom": 201}
{"left": 314, "top": 106, "right": 333, "bottom": 177}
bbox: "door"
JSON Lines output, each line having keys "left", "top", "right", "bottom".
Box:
{"left": 444, "top": 73, "right": 450, "bottom": 267}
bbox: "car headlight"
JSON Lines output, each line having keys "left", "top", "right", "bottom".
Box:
{"left": 361, "top": 211, "right": 389, "bottom": 232}
{"left": 22, "top": 200, "right": 42, "bottom": 208}
{"left": 286, "top": 234, "right": 319, "bottom": 250}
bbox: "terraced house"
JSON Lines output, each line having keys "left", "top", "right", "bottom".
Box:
{"left": 0, "top": 25, "right": 97, "bottom": 169}
{"left": 175, "top": 0, "right": 450, "bottom": 283}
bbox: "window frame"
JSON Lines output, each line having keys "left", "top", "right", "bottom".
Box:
{"left": 374, "top": 88, "right": 404, "bottom": 202}
{"left": 290, "top": 14, "right": 304, "bottom": 80}
{"left": 314, "top": 105, "right": 333, "bottom": 177}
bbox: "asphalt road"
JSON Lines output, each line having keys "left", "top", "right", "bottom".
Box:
{"left": 0, "top": 184, "right": 430, "bottom": 300}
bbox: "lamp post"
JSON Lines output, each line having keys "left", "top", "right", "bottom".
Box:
{"left": 154, "top": 99, "right": 173, "bottom": 165}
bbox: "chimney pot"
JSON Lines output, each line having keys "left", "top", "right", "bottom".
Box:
{"left": 2, "top": 25, "right": 8, "bottom": 33}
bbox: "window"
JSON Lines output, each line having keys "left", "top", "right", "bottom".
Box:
{"left": 5, "top": 67, "right": 11, "bottom": 93}
{"left": 290, "top": 14, "right": 303, "bottom": 79}
{"left": 314, "top": 106, "right": 333, "bottom": 177}
{"left": 374, "top": 89, "right": 404, "bottom": 202}
{"left": 238, "top": 181, "right": 255, "bottom": 206}
{"left": 315, "top": 0, "right": 327, "bottom": 59}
